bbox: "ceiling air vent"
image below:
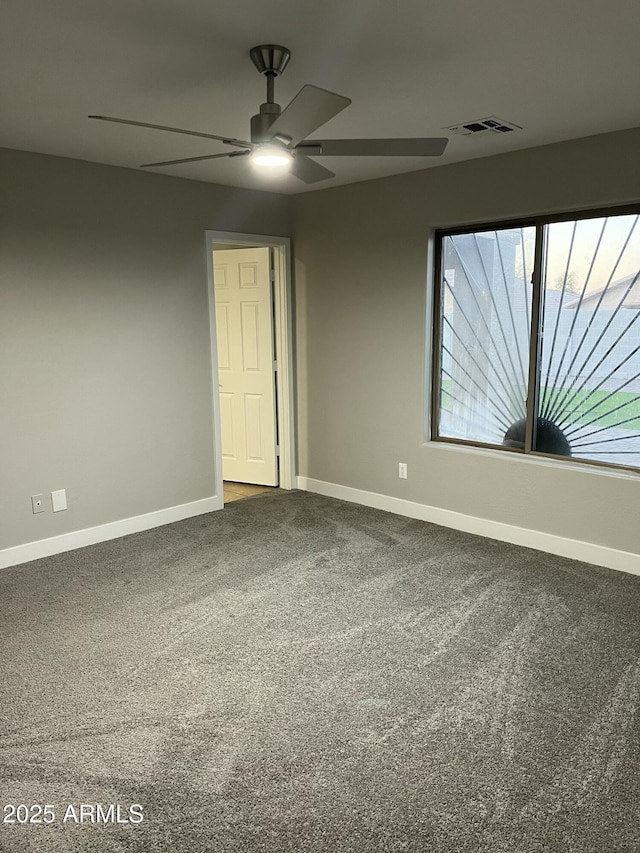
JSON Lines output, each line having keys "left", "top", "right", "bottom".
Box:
{"left": 444, "top": 116, "right": 522, "bottom": 137}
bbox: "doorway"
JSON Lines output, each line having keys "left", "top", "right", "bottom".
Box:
{"left": 214, "top": 246, "right": 278, "bottom": 487}
{"left": 205, "top": 231, "right": 294, "bottom": 510}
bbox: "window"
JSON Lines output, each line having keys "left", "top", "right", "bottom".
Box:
{"left": 431, "top": 206, "right": 640, "bottom": 470}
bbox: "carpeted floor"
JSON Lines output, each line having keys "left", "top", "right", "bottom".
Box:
{"left": 1, "top": 490, "right": 640, "bottom": 852}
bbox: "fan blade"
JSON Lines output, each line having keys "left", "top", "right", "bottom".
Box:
{"left": 141, "top": 151, "right": 247, "bottom": 168}
{"left": 266, "top": 85, "right": 351, "bottom": 147}
{"left": 296, "top": 138, "right": 449, "bottom": 157}
{"left": 88, "top": 115, "right": 252, "bottom": 149}
{"left": 290, "top": 154, "right": 336, "bottom": 184}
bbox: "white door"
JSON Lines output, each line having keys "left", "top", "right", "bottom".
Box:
{"left": 214, "top": 247, "right": 278, "bottom": 486}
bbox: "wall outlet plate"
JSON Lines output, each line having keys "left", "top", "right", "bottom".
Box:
{"left": 31, "top": 494, "right": 45, "bottom": 514}
{"left": 399, "top": 463, "right": 408, "bottom": 480}
{"left": 51, "top": 489, "right": 67, "bottom": 512}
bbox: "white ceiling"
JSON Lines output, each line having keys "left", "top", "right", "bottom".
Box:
{"left": 2, "top": 0, "right": 639, "bottom": 194}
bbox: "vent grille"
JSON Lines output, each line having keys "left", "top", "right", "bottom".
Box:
{"left": 445, "top": 116, "right": 522, "bottom": 137}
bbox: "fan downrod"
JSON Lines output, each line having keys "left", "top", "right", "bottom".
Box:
{"left": 249, "top": 45, "right": 291, "bottom": 143}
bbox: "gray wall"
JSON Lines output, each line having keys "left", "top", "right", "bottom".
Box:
{"left": 2, "top": 131, "right": 639, "bottom": 559}
{"left": 0, "top": 148, "right": 291, "bottom": 550}
{"left": 293, "top": 128, "right": 640, "bottom": 555}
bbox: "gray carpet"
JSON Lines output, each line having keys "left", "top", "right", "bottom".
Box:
{"left": 1, "top": 490, "right": 640, "bottom": 852}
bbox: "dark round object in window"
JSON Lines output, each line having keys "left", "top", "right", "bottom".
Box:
{"left": 503, "top": 417, "right": 572, "bottom": 456}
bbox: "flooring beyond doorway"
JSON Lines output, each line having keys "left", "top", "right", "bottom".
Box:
{"left": 223, "top": 481, "right": 274, "bottom": 504}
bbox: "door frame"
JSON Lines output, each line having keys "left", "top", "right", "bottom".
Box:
{"left": 205, "top": 231, "right": 295, "bottom": 508}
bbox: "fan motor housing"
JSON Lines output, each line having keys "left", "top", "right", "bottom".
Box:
{"left": 249, "top": 44, "right": 290, "bottom": 143}
{"left": 251, "top": 103, "right": 282, "bottom": 144}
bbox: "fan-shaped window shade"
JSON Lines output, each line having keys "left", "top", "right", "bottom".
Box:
{"left": 432, "top": 208, "right": 640, "bottom": 470}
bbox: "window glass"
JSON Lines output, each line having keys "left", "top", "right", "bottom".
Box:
{"left": 433, "top": 208, "right": 640, "bottom": 471}
{"left": 437, "top": 227, "right": 535, "bottom": 446}
{"left": 536, "top": 214, "right": 640, "bottom": 464}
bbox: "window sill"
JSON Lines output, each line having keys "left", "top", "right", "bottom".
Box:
{"left": 422, "top": 437, "right": 640, "bottom": 482}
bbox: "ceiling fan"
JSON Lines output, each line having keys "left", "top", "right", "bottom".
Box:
{"left": 89, "top": 45, "right": 449, "bottom": 184}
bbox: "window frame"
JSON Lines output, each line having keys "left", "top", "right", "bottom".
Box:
{"left": 430, "top": 203, "right": 640, "bottom": 474}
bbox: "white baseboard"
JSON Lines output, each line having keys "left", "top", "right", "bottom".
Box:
{"left": 296, "top": 477, "right": 640, "bottom": 577}
{"left": 0, "top": 497, "right": 220, "bottom": 571}
{"left": 4, "top": 482, "right": 638, "bottom": 578}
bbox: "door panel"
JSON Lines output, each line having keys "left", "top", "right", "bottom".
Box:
{"left": 214, "top": 247, "right": 278, "bottom": 486}
{"left": 239, "top": 262, "right": 259, "bottom": 288}
{"left": 244, "top": 394, "right": 264, "bottom": 461}
{"left": 215, "top": 303, "right": 231, "bottom": 370}
{"left": 219, "top": 393, "right": 236, "bottom": 459}
{"left": 240, "top": 302, "right": 260, "bottom": 370}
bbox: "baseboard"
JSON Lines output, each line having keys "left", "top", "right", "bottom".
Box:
{"left": 5, "top": 483, "right": 637, "bottom": 577}
{"left": 296, "top": 477, "right": 640, "bottom": 577}
{"left": 0, "top": 497, "right": 220, "bottom": 570}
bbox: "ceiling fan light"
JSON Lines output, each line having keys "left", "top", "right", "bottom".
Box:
{"left": 250, "top": 144, "right": 293, "bottom": 169}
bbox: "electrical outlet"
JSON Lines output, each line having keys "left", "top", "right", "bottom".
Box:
{"left": 31, "top": 494, "right": 45, "bottom": 514}
{"left": 399, "top": 463, "right": 408, "bottom": 479}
